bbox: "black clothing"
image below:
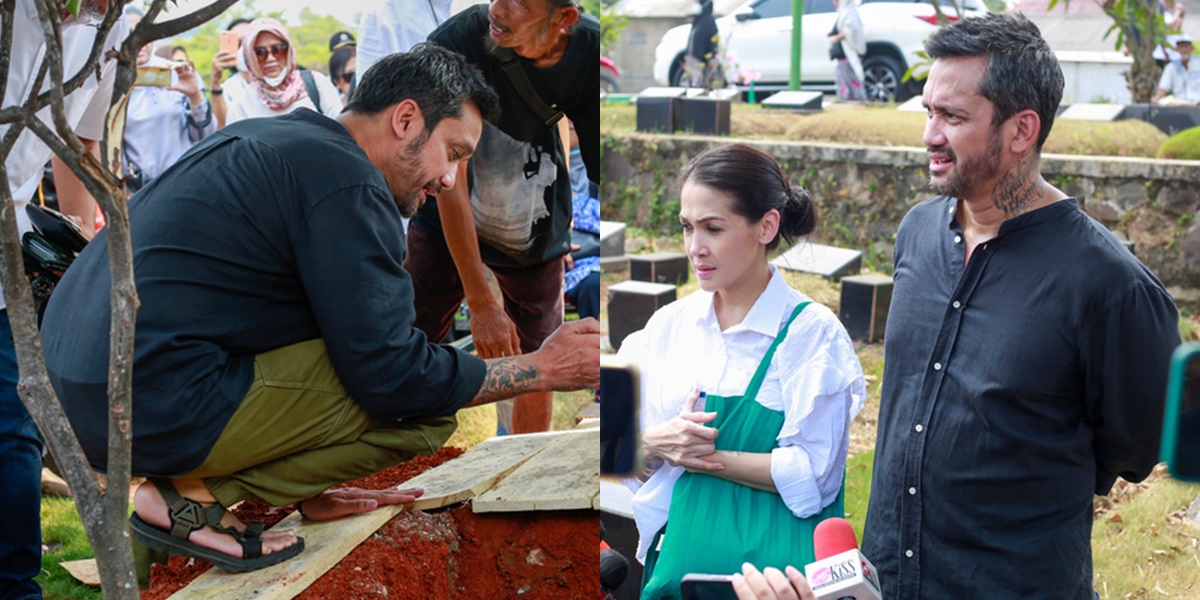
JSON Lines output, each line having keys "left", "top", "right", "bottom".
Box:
{"left": 417, "top": 5, "right": 600, "bottom": 267}
{"left": 688, "top": 0, "right": 718, "bottom": 62}
{"left": 41, "top": 109, "right": 487, "bottom": 476}
{"left": 862, "top": 197, "right": 1180, "bottom": 599}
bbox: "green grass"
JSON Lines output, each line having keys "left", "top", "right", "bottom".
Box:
{"left": 40, "top": 497, "right": 101, "bottom": 600}
{"left": 1092, "top": 477, "right": 1200, "bottom": 598}
{"left": 602, "top": 103, "right": 1168, "bottom": 158}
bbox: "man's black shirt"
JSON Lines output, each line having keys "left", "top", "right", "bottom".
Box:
{"left": 41, "top": 110, "right": 486, "bottom": 476}
{"left": 862, "top": 197, "right": 1180, "bottom": 598}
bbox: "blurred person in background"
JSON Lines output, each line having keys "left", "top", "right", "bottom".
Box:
{"left": 155, "top": 45, "right": 190, "bottom": 64}
{"left": 828, "top": 0, "right": 867, "bottom": 102}
{"left": 226, "top": 18, "right": 343, "bottom": 124}
{"left": 126, "top": 10, "right": 215, "bottom": 194}
{"left": 329, "top": 31, "right": 358, "bottom": 103}
{"left": 210, "top": 17, "right": 252, "bottom": 128}
{"left": 357, "top": 0, "right": 453, "bottom": 82}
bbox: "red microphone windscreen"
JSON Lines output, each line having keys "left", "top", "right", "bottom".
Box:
{"left": 813, "top": 517, "right": 859, "bottom": 560}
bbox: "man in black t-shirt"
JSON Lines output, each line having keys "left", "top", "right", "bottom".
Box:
{"left": 409, "top": 0, "right": 599, "bottom": 434}
{"left": 41, "top": 44, "right": 600, "bottom": 576}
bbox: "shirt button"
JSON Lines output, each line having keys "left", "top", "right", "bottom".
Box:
{"left": 947, "top": 206, "right": 954, "bottom": 214}
{"left": 952, "top": 300, "right": 961, "bottom": 309}
{"left": 954, "top": 235, "right": 962, "bottom": 244}
{"left": 906, "top": 549, "right": 914, "bottom": 558}
{"left": 933, "top": 362, "right": 943, "bottom": 371}
{"left": 908, "top": 487, "right": 917, "bottom": 495}
{"left": 915, "top": 424, "right": 924, "bottom": 432}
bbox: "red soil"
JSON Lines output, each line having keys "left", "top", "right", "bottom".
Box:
{"left": 141, "top": 446, "right": 599, "bottom": 599}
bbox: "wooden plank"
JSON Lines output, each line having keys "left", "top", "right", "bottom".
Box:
{"left": 168, "top": 430, "right": 573, "bottom": 600}
{"left": 473, "top": 428, "right": 600, "bottom": 513}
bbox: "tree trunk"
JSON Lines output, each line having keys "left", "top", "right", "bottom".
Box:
{"left": 0, "top": 0, "right": 236, "bottom": 596}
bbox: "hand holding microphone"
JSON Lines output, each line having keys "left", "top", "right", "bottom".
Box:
{"left": 804, "top": 518, "right": 881, "bottom": 600}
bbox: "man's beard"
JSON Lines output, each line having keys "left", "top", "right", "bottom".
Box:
{"left": 388, "top": 130, "right": 441, "bottom": 218}
{"left": 482, "top": 15, "right": 555, "bottom": 57}
{"left": 928, "top": 130, "right": 1003, "bottom": 200}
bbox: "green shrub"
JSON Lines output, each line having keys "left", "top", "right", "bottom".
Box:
{"left": 1157, "top": 125, "right": 1200, "bottom": 159}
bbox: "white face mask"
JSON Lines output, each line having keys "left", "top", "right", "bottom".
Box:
{"left": 236, "top": 47, "right": 248, "bottom": 73}
{"left": 264, "top": 66, "right": 290, "bottom": 88}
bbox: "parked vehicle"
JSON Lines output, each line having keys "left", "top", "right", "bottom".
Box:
{"left": 602, "top": 56, "right": 621, "bottom": 94}
{"left": 652, "top": 0, "right": 986, "bottom": 101}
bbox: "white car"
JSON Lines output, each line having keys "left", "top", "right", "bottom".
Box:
{"left": 652, "top": 0, "right": 987, "bottom": 101}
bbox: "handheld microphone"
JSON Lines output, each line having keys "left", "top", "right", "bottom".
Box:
{"left": 600, "top": 548, "right": 629, "bottom": 593}
{"left": 804, "top": 517, "right": 882, "bottom": 600}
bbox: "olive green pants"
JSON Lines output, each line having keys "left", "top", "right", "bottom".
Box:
{"left": 183, "top": 338, "right": 457, "bottom": 508}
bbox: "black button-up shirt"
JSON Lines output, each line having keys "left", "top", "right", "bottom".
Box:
{"left": 862, "top": 197, "right": 1180, "bottom": 599}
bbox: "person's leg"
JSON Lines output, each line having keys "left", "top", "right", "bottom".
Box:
{"left": 493, "top": 259, "right": 565, "bottom": 433}
{"left": 0, "top": 311, "right": 44, "bottom": 600}
{"left": 403, "top": 222, "right": 466, "bottom": 344}
{"left": 134, "top": 339, "right": 456, "bottom": 560}
{"left": 568, "top": 271, "right": 601, "bottom": 321}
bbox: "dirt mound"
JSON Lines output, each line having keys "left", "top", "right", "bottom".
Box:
{"left": 141, "top": 446, "right": 599, "bottom": 599}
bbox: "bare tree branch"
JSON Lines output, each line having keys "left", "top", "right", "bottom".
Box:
{"left": 0, "top": 0, "right": 15, "bottom": 103}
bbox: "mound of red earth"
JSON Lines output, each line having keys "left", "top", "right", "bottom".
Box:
{"left": 142, "top": 446, "right": 600, "bottom": 599}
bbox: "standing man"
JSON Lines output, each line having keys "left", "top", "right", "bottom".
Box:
{"left": 862, "top": 13, "right": 1181, "bottom": 598}
{"left": 412, "top": 0, "right": 599, "bottom": 433}
{"left": 0, "top": 1, "right": 126, "bottom": 597}
{"left": 41, "top": 44, "right": 600, "bottom": 575}
{"left": 686, "top": 0, "right": 718, "bottom": 88}
{"left": 1153, "top": 34, "right": 1200, "bottom": 105}
{"left": 356, "top": 0, "right": 453, "bottom": 82}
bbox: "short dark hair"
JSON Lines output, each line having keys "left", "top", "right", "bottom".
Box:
{"left": 925, "top": 12, "right": 1064, "bottom": 150}
{"left": 680, "top": 144, "right": 817, "bottom": 252}
{"left": 226, "top": 17, "right": 252, "bottom": 31}
{"left": 329, "top": 46, "right": 355, "bottom": 81}
{"left": 344, "top": 42, "right": 499, "bottom": 132}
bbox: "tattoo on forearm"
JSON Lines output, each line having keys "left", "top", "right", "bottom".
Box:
{"left": 638, "top": 455, "right": 665, "bottom": 483}
{"left": 992, "top": 152, "right": 1037, "bottom": 219}
{"left": 477, "top": 357, "right": 538, "bottom": 403}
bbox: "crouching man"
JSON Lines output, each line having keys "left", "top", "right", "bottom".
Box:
{"left": 40, "top": 43, "right": 600, "bottom": 575}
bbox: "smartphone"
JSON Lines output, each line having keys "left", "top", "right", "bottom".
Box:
{"left": 600, "top": 357, "right": 641, "bottom": 476}
{"left": 135, "top": 65, "right": 172, "bottom": 87}
{"left": 220, "top": 30, "right": 239, "bottom": 55}
{"left": 1161, "top": 342, "right": 1200, "bottom": 481}
{"left": 681, "top": 574, "right": 739, "bottom": 600}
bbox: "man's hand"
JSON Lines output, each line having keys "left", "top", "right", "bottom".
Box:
{"left": 469, "top": 301, "right": 522, "bottom": 359}
{"left": 732, "top": 563, "right": 815, "bottom": 600}
{"left": 642, "top": 387, "right": 723, "bottom": 470}
{"left": 297, "top": 487, "right": 424, "bottom": 521}
{"left": 528, "top": 318, "right": 600, "bottom": 390}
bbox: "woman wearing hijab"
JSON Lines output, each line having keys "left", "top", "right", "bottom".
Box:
{"left": 829, "top": 0, "right": 868, "bottom": 102}
{"left": 225, "top": 18, "right": 343, "bottom": 124}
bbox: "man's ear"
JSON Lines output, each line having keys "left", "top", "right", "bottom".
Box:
{"left": 1008, "top": 109, "right": 1042, "bottom": 156}
{"left": 391, "top": 99, "right": 422, "bottom": 141}
{"left": 554, "top": 5, "right": 580, "bottom": 32}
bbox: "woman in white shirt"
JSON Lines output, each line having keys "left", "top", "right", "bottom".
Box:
{"left": 618, "top": 143, "right": 866, "bottom": 599}
{"left": 225, "top": 18, "right": 343, "bottom": 125}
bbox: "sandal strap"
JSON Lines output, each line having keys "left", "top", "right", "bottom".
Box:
{"left": 150, "top": 478, "right": 228, "bottom": 540}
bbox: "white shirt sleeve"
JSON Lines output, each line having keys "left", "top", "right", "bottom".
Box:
{"left": 356, "top": 5, "right": 394, "bottom": 84}
{"left": 769, "top": 308, "right": 866, "bottom": 518}
{"left": 225, "top": 91, "right": 249, "bottom": 125}
{"left": 313, "top": 72, "right": 344, "bottom": 118}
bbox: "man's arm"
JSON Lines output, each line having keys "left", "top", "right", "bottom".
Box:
{"left": 465, "top": 318, "right": 600, "bottom": 406}
{"left": 1086, "top": 282, "right": 1181, "bottom": 494}
{"left": 49, "top": 140, "right": 99, "bottom": 238}
{"left": 436, "top": 160, "right": 521, "bottom": 359}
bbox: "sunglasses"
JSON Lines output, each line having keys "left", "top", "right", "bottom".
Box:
{"left": 253, "top": 42, "right": 289, "bottom": 62}
{"left": 335, "top": 71, "right": 355, "bottom": 84}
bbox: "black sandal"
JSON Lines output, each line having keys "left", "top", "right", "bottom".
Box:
{"left": 129, "top": 478, "right": 305, "bottom": 573}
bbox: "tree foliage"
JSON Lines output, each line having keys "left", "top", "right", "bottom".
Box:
{"left": 158, "top": 1, "right": 354, "bottom": 80}
{"left": 1050, "top": 0, "right": 1169, "bottom": 103}
{"left": 580, "top": 0, "right": 626, "bottom": 56}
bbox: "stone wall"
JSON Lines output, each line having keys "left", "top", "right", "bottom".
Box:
{"left": 601, "top": 133, "right": 1200, "bottom": 309}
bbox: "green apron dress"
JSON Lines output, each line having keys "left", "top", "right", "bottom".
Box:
{"left": 640, "top": 301, "right": 845, "bottom": 599}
